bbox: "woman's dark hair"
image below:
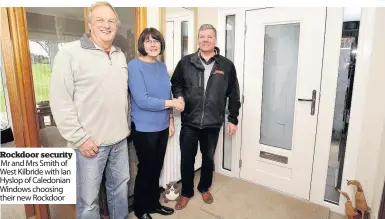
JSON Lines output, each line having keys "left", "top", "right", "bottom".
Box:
{"left": 137, "top": 27, "right": 165, "bottom": 56}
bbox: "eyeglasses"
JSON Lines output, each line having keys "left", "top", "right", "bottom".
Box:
{"left": 144, "top": 39, "right": 160, "bottom": 45}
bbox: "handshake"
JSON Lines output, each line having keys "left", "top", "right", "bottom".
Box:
{"left": 170, "top": 97, "right": 185, "bottom": 112}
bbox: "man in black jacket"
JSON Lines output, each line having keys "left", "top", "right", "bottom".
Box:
{"left": 171, "top": 24, "right": 241, "bottom": 210}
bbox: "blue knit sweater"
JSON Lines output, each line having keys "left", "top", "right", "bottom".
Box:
{"left": 128, "top": 58, "right": 171, "bottom": 132}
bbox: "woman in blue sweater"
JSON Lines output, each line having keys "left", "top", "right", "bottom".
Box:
{"left": 128, "top": 28, "right": 183, "bottom": 219}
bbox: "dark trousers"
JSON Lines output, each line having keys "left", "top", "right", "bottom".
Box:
{"left": 180, "top": 125, "right": 221, "bottom": 198}
{"left": 132, "top": 123, "right": 169, "bottom": 216}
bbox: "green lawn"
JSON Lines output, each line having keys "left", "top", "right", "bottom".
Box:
{"left": 32, "top": 63, "right": 52, "bottom": 103}
{"left": 0, "top": 83, "right": 5, "bottom": 112}
{"left": 0, "top": 63, "right": 51, "bottom": 113}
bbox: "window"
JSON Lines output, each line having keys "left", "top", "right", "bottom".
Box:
{"left": 23, "top": 7, "right": 138, "bottom": 216}
{"left": 25, "top": 7, "right": 136, "bottom": 129}
{"left": 0, "top": 39, "right": 14, "bottom": 147}
{"left": 0, "top": 42, "right": 10, "bottom": 131}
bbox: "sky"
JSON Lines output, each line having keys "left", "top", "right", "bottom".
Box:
{"left": 29, "top": 41, "right": 49, "bottom": 57}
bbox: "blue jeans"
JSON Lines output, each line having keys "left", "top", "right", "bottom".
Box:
{"left": 75, "top": 138, "right": 130, "bottom": 219}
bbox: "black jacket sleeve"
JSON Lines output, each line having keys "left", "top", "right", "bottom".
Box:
{"left": 226, "top": 63, "right": 241, "bottom": 125}
{"left": 171, "top": 59, "right": 185, "bottom": 99}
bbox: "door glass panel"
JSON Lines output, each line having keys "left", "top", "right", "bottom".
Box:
{"left": 223, "top": 15, "right": 236, "bottom": 171}
{"left": 225, "top": 15, "right": 235, "bottom": 61}
{"left": 260, "top": 23, "right": 300, "bottom": 150}
{"left": 181, "top": 21, "right": 188, "bottom": 57}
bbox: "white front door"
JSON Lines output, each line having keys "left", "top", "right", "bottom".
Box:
{"left": 240, "top": 8, "right": 326, "bottom": 200}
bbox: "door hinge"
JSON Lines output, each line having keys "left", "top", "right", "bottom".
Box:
{"left": 241, "top": 95, "right": 245, "bottom": 104}
{"left": 244, "top": 25, "right": 247, "bottom": 34}
{"left": 239, "top": 160, "right": 242, "bottom": 168}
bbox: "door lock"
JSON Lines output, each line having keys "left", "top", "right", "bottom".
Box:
{"left": 298, "top": 90, "right": 316, "bottom": 115}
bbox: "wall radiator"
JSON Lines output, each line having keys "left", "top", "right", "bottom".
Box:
{"left": 159, "top": 117, "right": 202, "bottom": 188}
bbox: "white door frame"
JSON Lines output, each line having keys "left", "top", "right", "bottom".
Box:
{"left": 214, "top": 8, "right": 249, "bottom": 178}
{"left": 215, "top": 7, "right": 370, "bottom": 215}
{"left": 308, "top": 7, "right": 346, "bottom": 214}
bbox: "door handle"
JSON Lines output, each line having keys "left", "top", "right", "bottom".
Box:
{"left": 298, "top": 90, "right": 316, "bottom": 115}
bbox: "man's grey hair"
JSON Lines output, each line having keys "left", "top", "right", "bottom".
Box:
{"left": 87, "top": 1, "right": 120, "bottom": 24}
{"left": 198, "top": 24, "right": 217, "bottom": 38}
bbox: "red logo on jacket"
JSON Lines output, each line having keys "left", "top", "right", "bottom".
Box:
{"left": 215, "top": 70, "right": 224, "bottom": 74}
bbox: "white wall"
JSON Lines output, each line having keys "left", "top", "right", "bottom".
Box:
{"left": 166, "top": 7, "right": 190, "bottom": 15}
{"left": 197, "top": 8, "right": 218, "bottom": 29}
{"left": 372, "top": 122, "right": 385, "bottom": 218}
{"left": 147, "top": 7, "right": 160, "bottom": 30}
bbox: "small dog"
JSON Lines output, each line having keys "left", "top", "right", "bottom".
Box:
{"left": 163, "top": 181, "right": 181, "bottom": 203}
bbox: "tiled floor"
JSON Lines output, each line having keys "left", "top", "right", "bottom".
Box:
{"left": 129, "top": 172, "right": 345, "bottom": 219}
{"left": 1, "top": 172, "right": 345, "bottom": 219}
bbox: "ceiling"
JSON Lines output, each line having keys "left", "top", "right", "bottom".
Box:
{"left": 343, "top": 7, "right": 362, "bottom": 22}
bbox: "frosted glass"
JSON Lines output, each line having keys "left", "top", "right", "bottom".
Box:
{"left": 259, "top": 23, "right": 300, "bottom": 150}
